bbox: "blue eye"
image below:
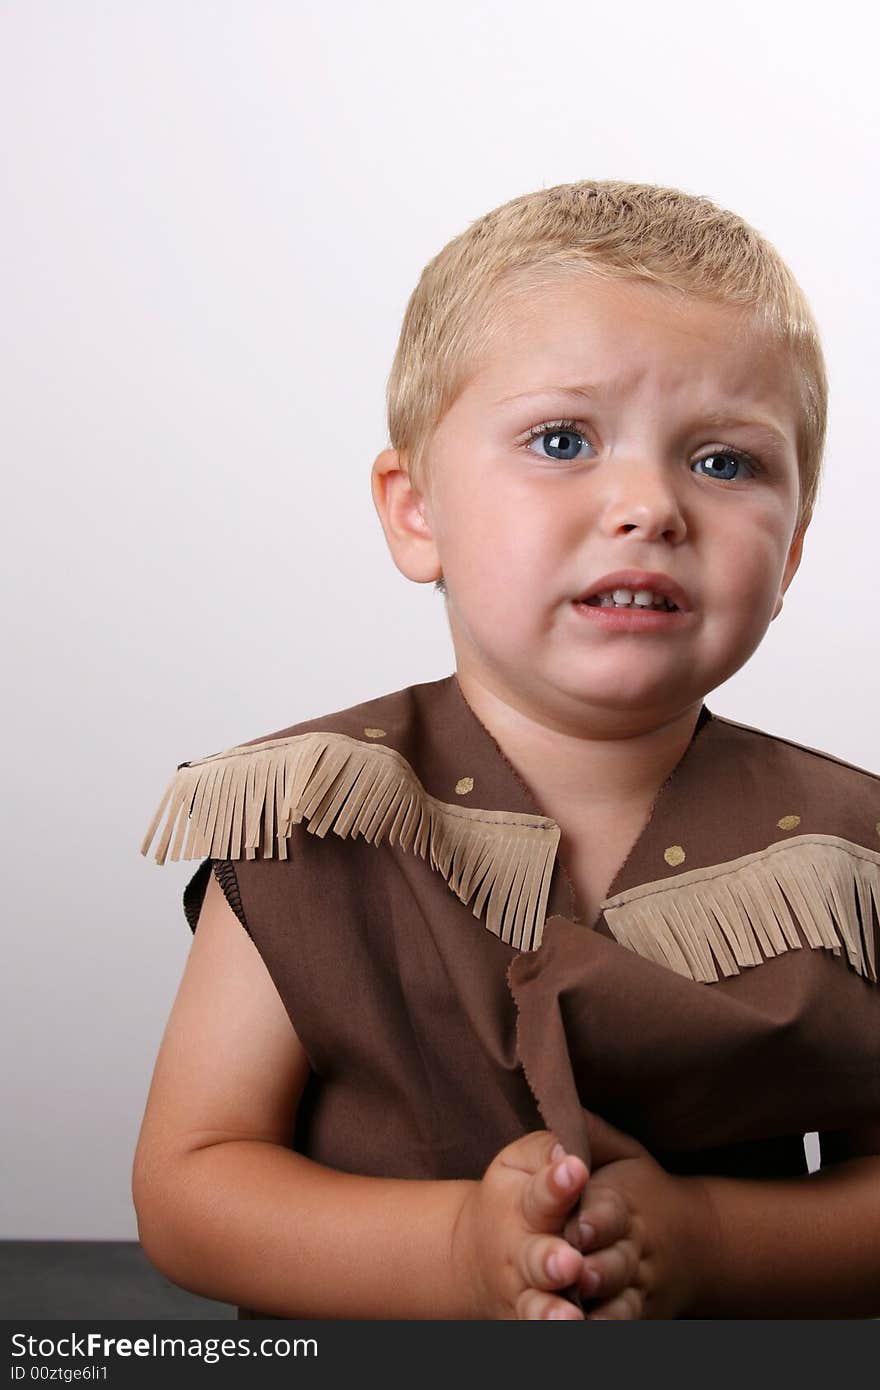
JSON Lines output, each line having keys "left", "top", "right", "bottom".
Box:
{"left": 524, "top": 420, "right": 592, "bottom": 462}
{"left": 692, "top": 449, "right": 757, "bottom": 482}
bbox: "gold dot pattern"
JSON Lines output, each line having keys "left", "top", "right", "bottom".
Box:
{"left": 455, "top": 777, "right": 474, "bottom": 796}
{"left": 777, "top": 814, "right": 801, "bottom": 830}
{"left": 664, "top": 845, "right": 686, "bottom": 867}
{"left": 363, "top": 728, "right": 386, "bottom": 739}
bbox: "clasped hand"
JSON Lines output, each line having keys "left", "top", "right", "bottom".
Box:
{"left": 453, "top": 1113, "right": 716, "bottom": 1320}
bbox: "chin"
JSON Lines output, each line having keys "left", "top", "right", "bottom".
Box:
{"left": 557, "top": 675, "right": 688, "bottom": 714}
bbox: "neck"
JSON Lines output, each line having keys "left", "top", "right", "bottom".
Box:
{"left": 453, "top": 669, "right": 704, "bottom": 820}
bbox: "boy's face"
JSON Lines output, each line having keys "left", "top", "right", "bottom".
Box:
{"left": 373, "top": 273, "right": 806, "bottom": 732}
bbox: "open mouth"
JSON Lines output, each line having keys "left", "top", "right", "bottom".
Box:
{"left": 581, "top": 594, "right": 679, "bottom": 612}
{"left": 572, "top": 598, "right": 687, "bottom": 626}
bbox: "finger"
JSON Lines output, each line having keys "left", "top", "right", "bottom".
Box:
{"left": 579, "top": 1237, "right": 641, "bottom": 1301}
{"left": 521, "top": 1152, "right": 589, "bottom": 1233}
{"left": 516, "top": 1286, "right": 585, "bottom": 1321}
{"left": 522, "top": 1233, "right": 584, "bottom": 1292}
{"left": 586, "top": 1286, "right": 645, "bottom": 1321}
{"left": 576, "top": 1187, "right": 632, "bottom": 1252}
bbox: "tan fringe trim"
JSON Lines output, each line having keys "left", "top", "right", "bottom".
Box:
{"left": 601, "top": 833, "right": 880, "bottom": 984}
{"left": 141, "top": 731, "right": 561, "bottom": 952}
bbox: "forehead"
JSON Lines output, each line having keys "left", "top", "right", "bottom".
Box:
{"left": 467, "top": 273, "right": 797, "bottom": 421}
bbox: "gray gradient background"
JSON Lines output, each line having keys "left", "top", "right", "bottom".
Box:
{"left": 2, "top": 1, "right": 877, "bottom": 1238}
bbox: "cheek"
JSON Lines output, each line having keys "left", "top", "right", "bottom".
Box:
{"left": 711, "top": 516, "right": 789, "bottom": 621}
{"left": 444, "top": 488, "right": 553, "bottom": 588}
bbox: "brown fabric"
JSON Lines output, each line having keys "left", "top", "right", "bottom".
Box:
{"left": 147, "top": 672, "right": 880, "bottom": 1318}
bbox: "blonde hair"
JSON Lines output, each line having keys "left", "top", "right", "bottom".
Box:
{"left": 385, "top": 179, "right": 827, "bottom": 594}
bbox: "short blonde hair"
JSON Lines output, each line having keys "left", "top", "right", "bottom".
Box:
{"left": 385, "top": 179, "right": 827, "bottom": 593}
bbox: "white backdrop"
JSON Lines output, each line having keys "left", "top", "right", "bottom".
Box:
{"left": 2, "top": 0, "right": 877, "bottom": 1238}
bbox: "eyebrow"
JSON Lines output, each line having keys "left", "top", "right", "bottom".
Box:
{"left": 495, "top": 384, "right": 791, "bottom": 448}
{"left": 496, "top": 384, "right": 600, "bottom": 404}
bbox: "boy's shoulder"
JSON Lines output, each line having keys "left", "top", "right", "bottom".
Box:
{"left": 205, "top": 674, "right": 449, "bottom": 757}
{"left": 703, "top": 707, "right": 879, "bottom": 860}
{"left": 141, "top": 673, "right": 479, "bottom": 866}
{"left": 708, "top": 707, "right": 879, "bottom": 787}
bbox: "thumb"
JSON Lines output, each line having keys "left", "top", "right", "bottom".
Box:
{"left": 494, "top": 1128, "right": 566, "bottom": 1177}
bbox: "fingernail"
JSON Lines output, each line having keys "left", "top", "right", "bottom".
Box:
{"left": 555, "top": 1159, "right": 576, "bottom": 1188}
{"left": 551, "top": 1142, "right": 565, "bottom": 1162}
{"left": 578, "top": 1221, "right": 595, "bottom": 1248}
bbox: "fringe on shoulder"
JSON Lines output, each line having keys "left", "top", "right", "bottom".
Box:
{"left": 141, "top": 730, "right": 561, "bottom": 952}
{"left": 601, "top": 834, "right": 880, "bottom": 984}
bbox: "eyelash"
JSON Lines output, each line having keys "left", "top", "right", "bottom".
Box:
{"left": 522, "top": 418, "right": 762, "bottom": 479}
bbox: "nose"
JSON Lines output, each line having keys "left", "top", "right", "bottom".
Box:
{"left": 597, "top": 457, "right": 687, "bottom": 544}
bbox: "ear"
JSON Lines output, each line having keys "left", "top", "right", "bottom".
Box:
{"left": 771, "top": 523, "right": 807, "bottom": 621}
{"left": 370, "top": 448, "right": 442, "bottom": 584}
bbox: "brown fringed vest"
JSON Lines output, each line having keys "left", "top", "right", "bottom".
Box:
{"left": 142, "top": 673, "right": 880, "bottom": 1319}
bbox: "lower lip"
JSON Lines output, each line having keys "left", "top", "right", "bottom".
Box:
{"left": 571, "top": 600, "right": 690, "bottom": 631}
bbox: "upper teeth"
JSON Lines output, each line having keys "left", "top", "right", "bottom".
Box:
{"left": 588, "top": 588, "right": 676, "bottom": 609}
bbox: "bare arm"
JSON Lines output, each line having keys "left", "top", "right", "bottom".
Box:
{"left": 139, "top": 1143, "right": 479, "bottom": 1319}
{"left": 132, "top": 873, "right": 478, "bottom": 1319}
{"left": 687, "top": 1126, "right": 880, "bottom": 1318}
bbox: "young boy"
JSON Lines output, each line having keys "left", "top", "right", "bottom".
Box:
{"left": 134, "top": 180, "right": 880, "bottom": 1320}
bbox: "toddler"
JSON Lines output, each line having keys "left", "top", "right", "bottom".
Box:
{"left": 134, "top": 179, "right": 880, "bottom": 1319}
